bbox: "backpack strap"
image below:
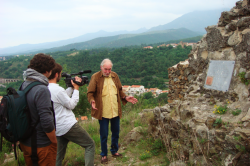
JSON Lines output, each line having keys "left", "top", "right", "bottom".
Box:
{"left": 23, "top": 82, "right": 43, "bottom": 94}
{"left": 0, "top": 134, "right": 2, "bottom": 152}
{"left": 23, "top": 81, "right": 43, "bottom": 166}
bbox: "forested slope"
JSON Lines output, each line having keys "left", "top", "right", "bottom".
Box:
{"left": 0, "top": 45, "right": 191, "bottom": 92}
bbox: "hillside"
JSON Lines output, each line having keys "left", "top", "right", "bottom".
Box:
{"left": 0, "top": 44, "right": 193, "bottom": 96}
{"left": 31, "top": 28, "right": 202, "bottom": 53}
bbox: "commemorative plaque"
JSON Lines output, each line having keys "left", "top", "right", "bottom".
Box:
{"left": 204, "top": 60, "right": 235, "bottom": 92}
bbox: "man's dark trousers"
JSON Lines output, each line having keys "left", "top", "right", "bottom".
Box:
{"left": 99, "top": 116, "right": 120, "bottom": 156}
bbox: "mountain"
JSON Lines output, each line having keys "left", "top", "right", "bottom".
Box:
{"left": 0, "top": 28, "right": 148, "bottom": 56}
{"left": 31, "top": 28, "right": 203, "bottom": 53}
{"left": 0, "top": 9, "right": 228, "bottom": 56}
{"left": 148, "top": 9, "right": 229, "bottom": 33}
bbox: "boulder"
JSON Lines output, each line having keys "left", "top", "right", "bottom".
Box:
{"left": 123, "top": 126, "right": 144, "bottom": 144}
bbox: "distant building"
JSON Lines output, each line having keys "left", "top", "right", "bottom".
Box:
{"left": 143, "top": 46, "right": 153, "bottom": 49}
{"left": 149, "top": 88, "right": 162, "bottom": 95}
{"left": 0, "top": 78, "right": 20, "bottom": 84}
{"left": 122, "top": 85, "right": 131, "bottom": 95}
{"left": 128, "top": 85, "right": 145, "bottom": 96}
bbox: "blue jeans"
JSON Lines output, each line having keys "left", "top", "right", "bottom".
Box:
{"left": 99, "top": 116, "right": 120, "bottom": 156}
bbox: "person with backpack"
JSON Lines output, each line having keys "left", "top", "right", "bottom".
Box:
{"left": 19, "top": 53, "right": 57, "bottom": 166}
{"left": 48, "top": 63, "right": 95, "bottom": 166}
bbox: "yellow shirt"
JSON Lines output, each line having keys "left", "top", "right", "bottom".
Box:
{"left": 102, "top": 74, "right": 118, "bottom": 119}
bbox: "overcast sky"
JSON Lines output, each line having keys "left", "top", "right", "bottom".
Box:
{"left": 0, "top": 0, "right": 239, "bottom": 48}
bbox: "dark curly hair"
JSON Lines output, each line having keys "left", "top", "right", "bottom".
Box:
{"left": 28, "top": 53, "right": 56, "bottom": 74}
{"left": 48, "top": 63, "right": 62, "bottom": 80}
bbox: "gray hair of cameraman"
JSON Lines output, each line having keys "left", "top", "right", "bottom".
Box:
{"left": 100, "top": 59, "right": 113, "bottom": 67}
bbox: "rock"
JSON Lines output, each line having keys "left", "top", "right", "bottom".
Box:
{"left": 225, "top": 21, "right": 237, "bottom": 32}
{"left": 205, "top": 117, "right": 216, "bottom": 129}
{"left": 206, "top": 26, "right": 229, "bottom": 51}
{"left": 180, "top": 109, "right": 194, "bottom": 121}
{"left": 160, "top": 105, "right": 171, "bottom": 113}
{"left": 186, "top": 86, "right": 194, "bottom": 93}
{"left": 237, "top": 153, "right": 250, "bottom": 166}
{"left": 234, "top": 83, "right": 249, "bottom": 101}
{"left": 224, "top": 154, "right": 233, "bottom": 166}
{"left": 234, "top": 128, "right": 250, "bottom": 138}
{"left": 169, "top": 161, "right": 186, "bottom": 166}
{"left": 237, "top": 16, "right": 250, "bottom": 31}
{"left": 196, "top": 125, "right": 209, "bottom": 139}
{"left": 123, "top": 127, "right": 144, "bottom": 144}
{"left": 218, "top": 11, "right": 237, "bottom": 27}
{"left": 245, "top": 71, "right": 250, "bottom": 79}
{"left": 142, "top": 109, "right": 153, "bottom": 112}
{"left": 242, "top": 108, "right": 250, "bottom": 121}
{"left": 187, "top": 75, "right": 194, "bottom": 82}
{"left": 3, "top": 158, "right": 15, "bottom": 164}
{"left": 204, "top": 94, "right": 210, "bottom": 98}
{"left": 153, "top": 107, "right": 161, "bottom": 120}
{"left": 228, "top": 30, "right": 242, "bottom": 46}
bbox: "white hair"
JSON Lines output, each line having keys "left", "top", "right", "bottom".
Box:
{"left": 100, "top": 58, "right": 113, "bottom": 67}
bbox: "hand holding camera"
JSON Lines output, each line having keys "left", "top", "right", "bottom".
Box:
{"left": 61, "top": 70, "right": 92, "bottom": 87}
{"left": 71, "top": 76, "right": 82, "bottom": 90}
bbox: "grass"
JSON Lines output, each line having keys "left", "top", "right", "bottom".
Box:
{"left": 0, "top": 98, "right": 182, "bottom": 165}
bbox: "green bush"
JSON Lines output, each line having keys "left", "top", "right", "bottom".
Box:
{"left": 232, "top": 109, "right": 241, "bottom": 116}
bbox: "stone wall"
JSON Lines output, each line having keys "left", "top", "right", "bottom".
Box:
{"left": 148, "top": 1, "right": 250, "bottom": 165}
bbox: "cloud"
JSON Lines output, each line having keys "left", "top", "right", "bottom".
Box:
{"left": 0, "top": 0, "right": 239, "bottom": 48}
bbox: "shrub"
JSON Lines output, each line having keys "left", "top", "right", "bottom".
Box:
{"left": 213, "top": 105, "right": 228, "bottom": 114}
{"left": 238, "top": 72, "right": 250, "bottom": 85}
{"left": 232, "top": 109, "right": 242, "bottom": 116}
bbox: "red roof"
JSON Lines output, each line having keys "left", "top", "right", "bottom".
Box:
{"left": 131, "top": 85, "right": 141, "bottom": 88}
{"left": 81, "top": 116, "right": 88, "bottom": 120}
{"left": 122, "top": 85, "right": 130, "bottom": 88}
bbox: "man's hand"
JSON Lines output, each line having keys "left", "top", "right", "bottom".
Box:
{"left": 46, "top": 129, "right": 57, "bottom": 144}
{"left": 71, "top": 76, "right": 82, "bottom": 90}
{"left": 126, "top": 96, "right": 138, "bottom": 104}
{"left": 91, "top": 100, "right": 98, "bottom": 110}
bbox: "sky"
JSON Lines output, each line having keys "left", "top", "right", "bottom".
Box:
{"left": 0, "top": 0, "right": 239, "bottom": 48}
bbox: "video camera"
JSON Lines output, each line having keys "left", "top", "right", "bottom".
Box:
{"left": 61, "top": 70, "right": 92, "bottom": 87}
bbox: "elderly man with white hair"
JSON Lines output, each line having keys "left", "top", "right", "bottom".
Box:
{"left": 87, "top": 58, "right": 137, "bottom": 164}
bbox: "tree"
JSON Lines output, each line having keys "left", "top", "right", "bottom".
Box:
{"left": 143, "top": 92, "right": 154, "bottom": 99}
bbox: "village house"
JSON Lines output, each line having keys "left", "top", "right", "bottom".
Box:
{"left": 149, "top": 88, "right": 162, "bottom": 95}
{"left": 160, "top": 90, "right": 169, "bottom": 94}
{"left": 128, "top": 85, "right": 145, "bottom": 96}
{"left": 156, "top": 41, "right": 195, "bottom": 49}
{"left": 143, "top": 46, "right": 153, "bottom": 49}
{"left": 122, "top": 85, "right": 131, "bottom": 95}
{"left": 0, "top": 57, "right": 6, "bottom": 61}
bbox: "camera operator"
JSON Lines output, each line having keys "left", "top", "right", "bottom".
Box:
{"left": 48, "top": 63, "right": 95, "bottom": 166}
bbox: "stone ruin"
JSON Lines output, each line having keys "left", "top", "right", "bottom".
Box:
{"left": 145, "top": 0, "right": 250, "bottom": 165}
